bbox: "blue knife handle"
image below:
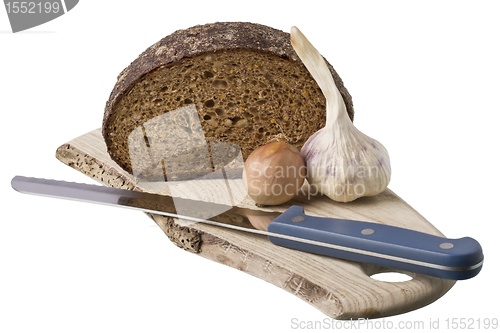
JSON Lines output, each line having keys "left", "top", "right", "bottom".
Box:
{"left": 267, "top": 206, "right": 483, "bottom": 280}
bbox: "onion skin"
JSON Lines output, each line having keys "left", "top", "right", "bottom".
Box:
{"left": 242, "top": 141, "right": 306, "bottom": 206}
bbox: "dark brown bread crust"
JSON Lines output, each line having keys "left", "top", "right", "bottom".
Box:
{"left": 102, "top": 22, "right": 354, "bottom": 175}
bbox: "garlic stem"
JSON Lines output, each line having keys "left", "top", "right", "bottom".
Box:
{"left": 290, "top": 26, "right": 349, "bottom": 127}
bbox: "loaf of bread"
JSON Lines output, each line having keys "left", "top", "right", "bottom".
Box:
{"left": 102, "top": 22, "right": 354, "bottom": 180}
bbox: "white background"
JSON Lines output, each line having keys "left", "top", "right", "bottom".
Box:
{"left": 1, "top": 1, "right": 499, "bottom": 332}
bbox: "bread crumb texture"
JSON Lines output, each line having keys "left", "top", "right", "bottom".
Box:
{"left": 103, "top": 22, "right": 353, "bottom": 177}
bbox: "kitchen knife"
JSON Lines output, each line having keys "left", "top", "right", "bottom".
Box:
{"left": 11, "top": 175, "right": 483, "bottom": 280}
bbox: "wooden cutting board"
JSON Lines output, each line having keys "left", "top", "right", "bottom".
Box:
{"left": 55, "top": 128, "right": 455, "bottom": 319}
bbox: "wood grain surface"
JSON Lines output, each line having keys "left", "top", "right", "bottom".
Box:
{"left": 55, "top": 128, "right": 455, "bottom": 319}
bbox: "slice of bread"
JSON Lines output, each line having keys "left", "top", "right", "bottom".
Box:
{"left": 102, "top": 22, "right": 354, "bottom": 180}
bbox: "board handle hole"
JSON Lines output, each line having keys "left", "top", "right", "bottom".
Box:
{"left": 370, "top": 272, "right": 413, "bottom": 282}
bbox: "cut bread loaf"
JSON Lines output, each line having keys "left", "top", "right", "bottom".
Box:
{"left": 102, "top": 22, "right": 354, "bottom": 180}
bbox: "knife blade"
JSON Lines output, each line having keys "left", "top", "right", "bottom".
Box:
{"left": 11, "top": 175, "right": 483, "bottom": 280}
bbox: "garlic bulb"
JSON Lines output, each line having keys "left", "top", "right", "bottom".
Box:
{"left": 291, "top": 26, "right": 391, "bottom": 202}
{"left": 243, "top": 141, "right": 306, "bottom": 206}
